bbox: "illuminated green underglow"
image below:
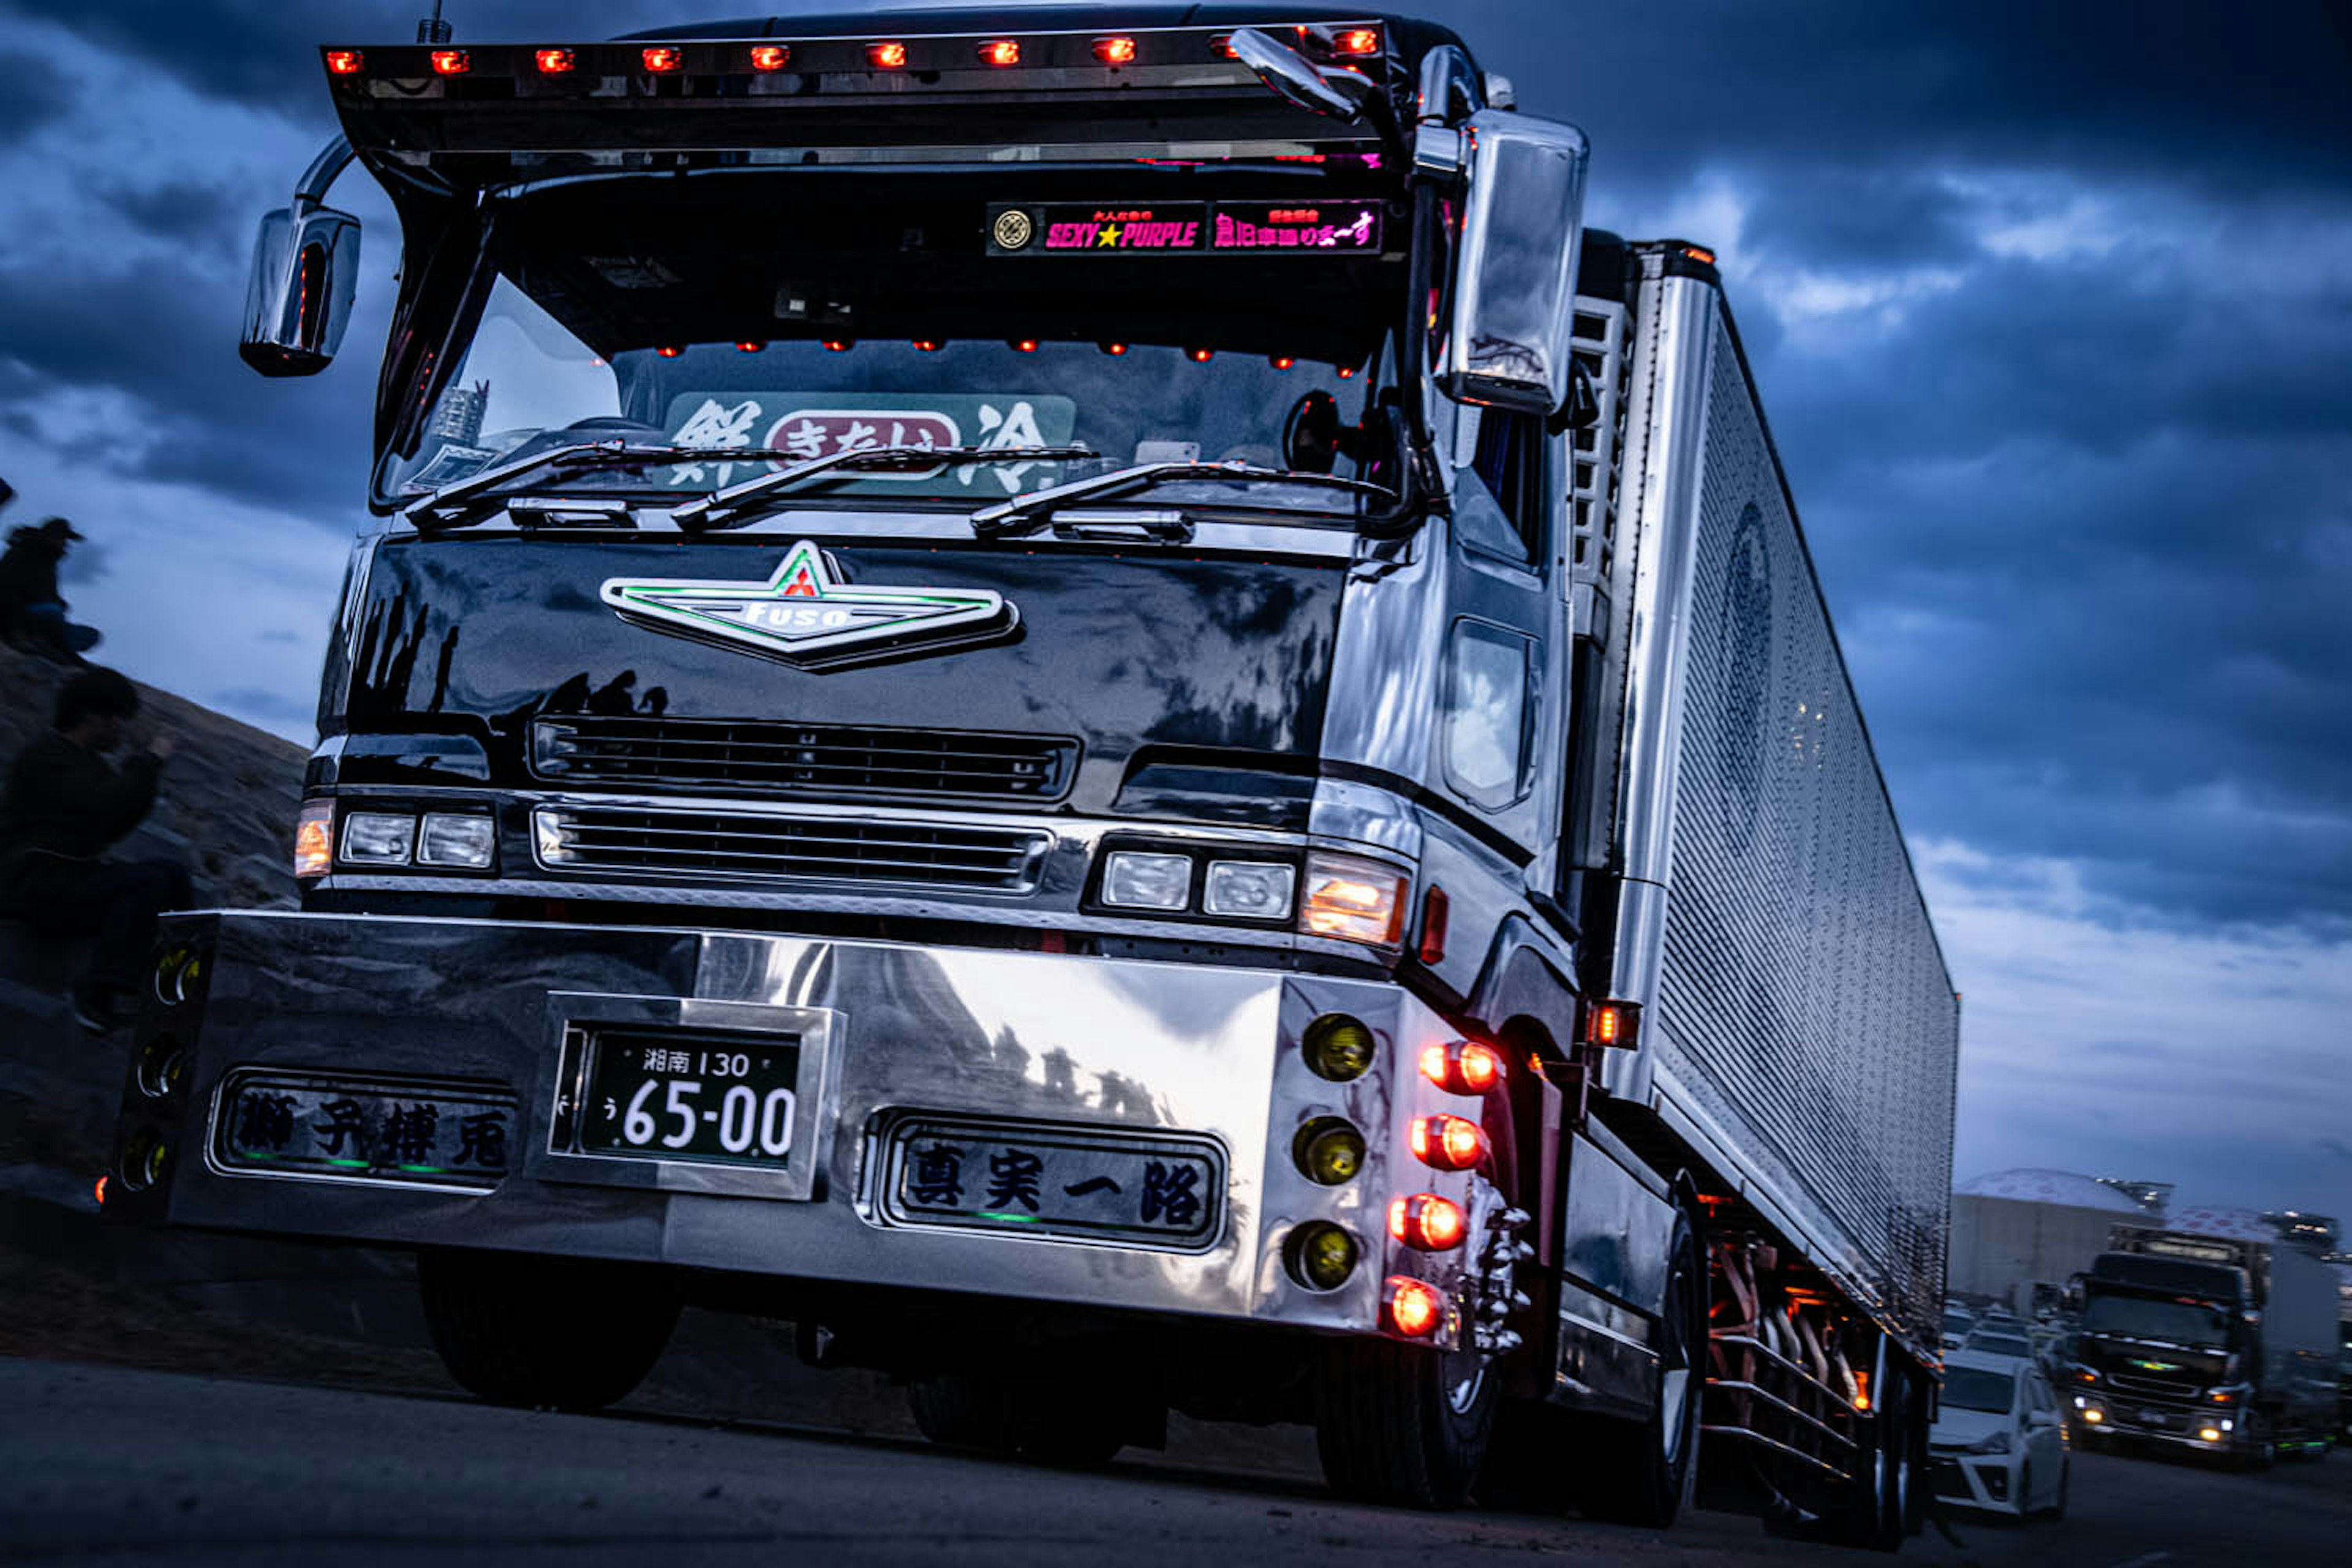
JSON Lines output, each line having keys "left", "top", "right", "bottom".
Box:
{"left": 975, "top": 1211, "right": 1041, "bottom": 1224}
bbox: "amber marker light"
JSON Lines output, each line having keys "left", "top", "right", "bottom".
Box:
{"left": 656, "top": 345, "right": 682, "bottom": 358}
{"left": 92, "top": 1174, "right": 108, "bottom": 1207}
{"left": 822, "top": 339, "right": 854, "bottom": 352}
{"left": 867, "top": 40, "right": 908, "bottom": 69}
{"left": 736, "top": 341, "right": 766, "bottom": 353}
{"left": 294, "top": 801, "right": 334, "bottom": 879}
{"left": 1269, "top": 355, "right": 1295, "bottom": 370}
{"left": 749, "top": 44, "right": 791, "bottom": 72}
{"left": 1093, "top": 36, "right": 1139, "bottom": 64}
{"left": 325, "top": 49, "right": 365, "bottom": 75}
{"left": 1385, "top": 1276, "right": 1447, "bottom": 1338}
{"left": 430, "top": 49, "right": 470, "bottom": 75}
{"left": 979, "top": 39, "right": 1022, "bottom": 67}
{"left": 1330, "top": 26, "right": 1382, "bottom": 56}
{"left": 1389, "top": 1193, "right": 1468, "bottom": 1251}
{"left": 912, "top": 340, "right": 943, "bottom": 353}
{"left": 535, "top": 48, "right": 576, "bottom": 74}
{"left": 1186, "top": 347, "right": 1215, "bottom": 363}
{"left": 1409, "top": 1114, "right": 1487, "bottom": 1172}
{"left": 1208, "top": 34, "right": 1240, "bottom": 59}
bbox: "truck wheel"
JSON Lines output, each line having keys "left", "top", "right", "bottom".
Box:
{"left": 1314, "top": 1335, "right": 1498, "bottom": 1507}
{"left": 1567, "top": 1209, "right": 1706, "bottom": 1528}
{"left": 418, "top": 1248, "right": 678, "bottom": 1412}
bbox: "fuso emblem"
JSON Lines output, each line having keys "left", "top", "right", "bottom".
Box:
{"left": 600, "top": 540, "right": 1016, "bottom": 669}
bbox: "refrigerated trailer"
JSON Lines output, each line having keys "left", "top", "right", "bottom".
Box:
{"left": 108, "top": 9, "right": 1958, "bottom": 1542}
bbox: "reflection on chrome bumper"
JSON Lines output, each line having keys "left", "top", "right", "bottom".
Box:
{"left": 113, "top": 910, "right": 1449, "bottom": 1337}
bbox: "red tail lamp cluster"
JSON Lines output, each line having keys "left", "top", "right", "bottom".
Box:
{"left": 1409, "top": 1113, "right": 1487, "bottom": 1172}
{"left": 1385, "top": 1276, "right": 1449, "bottom": 1338}
{"left": 1419, "top": 1038, "right": 1504, "bottom": 1096}
{"left": 1389, "top": 1193, "right": 1468, "bottom": 1251}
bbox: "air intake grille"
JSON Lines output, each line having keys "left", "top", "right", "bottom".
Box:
{"left": 532, "top": 718, "right": 1077, "bottom": 803}
{"left": 533, "top": 806, "right": 1049, "bottom": 892}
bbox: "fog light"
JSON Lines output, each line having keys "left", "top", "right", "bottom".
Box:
{"left": 1293, "top": 1118, "right": 1365, "bottom": 1185}
{"left": 417, "top": 813, "right": 496, "bottom": 870}
{"left": 153, "top": 946, "right": 192, "bottom": 1006}
{"left": 341, "top": 812, "right": 415, "bottom": 866}
{"left": 1409, "top": 1114, "right": 1487, "bottom": 1171}
{"left": 1203, "top": 860, "right": 1297, "bottom": 920}
{"left": 2199, "top": 1426, "right": 2223, "bottom": 1442}
{"left": 121, "top": 1130, "right": 170, "bottom": 1193}
{"left": 1389, "top": 1193, "right": 1468, "bottom": 1251}
{"left": 1419, "top": 1039, "right": 1504, "bottom": 1095}
{"left": 1286, "top": 1222, "right": 1359, "bottom": 1291}
{"left": 135, "top": 1036, "right": 187, "bottom": 1099}
{"left": 294, "top": 800, "right": 334, "bottom": 878}
{"left": 1385, "top": 1275, "right": 1447, "bottom": 1338}
{"left": 1301, "top": 1014, "right": 1376, "bottom": 1082}
{"left": 2082, "top": 1408, "right": 2104, "bottom": 1424}
{"left": 1101, "top": 850, "right": 1192, "bottom": 911}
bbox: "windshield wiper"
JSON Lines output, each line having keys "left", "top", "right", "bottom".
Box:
{"left": 673, "top": 444, "right": 1097, "bottom": 532}
{"left": 968, "top": 461, "right": 1395, "bottom": 539}
{"left": 402, "top": 440, "right": 761, "bottom": 529}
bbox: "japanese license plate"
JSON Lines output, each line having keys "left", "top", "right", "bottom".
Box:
{"left": 578, "top": 1028, "right": 802, "bottom": 1169}
{"left": 881, "top": 1116, "right": 1224, "bottom": 1250}
{"left": 214, "top": 1071, "right": 516, "bottom": 1188}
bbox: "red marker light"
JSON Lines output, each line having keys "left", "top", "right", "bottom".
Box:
{"left": 93, "top": 1174, "right": 108, "bottom": 1207}
{"left": 1335, "top": 366, "right": 1356, "bottom": 379}
{"left": 325, "top": 49, "right": 364, "bottom": 76}
{"left": 643, "top": 47, "right": 684, "bottom": 74}
{"left": 1389, "top": 1193, "right": 1469, "bottom": 1251}
{"left": 1409, "top": 1114, "right": 1487, "bottom": 1172}
{"left": 1012, "top": 339, "right": 1039, "bottom": 354}
{"left": 867, "top": 40, "right": 908, "bottom": 69}
{"left": 535, "top": 48, "right": 576, "bottom": 75}
{"left": 1269, "top": 355, "right": 1295, "bottom": 371}
{"left": 1099, "top": 342, "right": 1129, "bottom": 356}
{"left": 1187, "top": 347, "right": 1214, "bottom": 363}
{"left": 979, "top": 39, "right": 1022, "bottom": 67}
{"left": 1208, "top": 34, "right": 1240, "bottom": 59}
{"left": 655, "top": 346, "right": 682, "bottom": 359}
{"left": 430, "top": 50, "right": 470, "bottom": 76}
{"left": 1332, "top": 26, "right": 1382, "bottom": 56}
{"left": 823, "top": 339, "right": 854, "bottom": 352}
{"left": 912, "top": 340, "right": 943, "bottom": 353}
{"left": 735, "top": 341, "right": 766, "bottom": 353}
{"left": 1417, "top": 884, "right": 1449, "bottom": 964}
{"left": 1420, "top": 1039, "right": 1504, "bottom": 1096}
{"left": 1386, "top": 1276, "right": 1446, "bottom": 1338}
{"left": 1093, "top": 36, "right": 1139, "bottom": 65}
{"left": 749, "top": 44, "right": 791, "bottom": 72}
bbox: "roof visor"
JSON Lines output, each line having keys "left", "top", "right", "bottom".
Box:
{"left": 323, "top": 24, "right": 1406, "bottom": 194}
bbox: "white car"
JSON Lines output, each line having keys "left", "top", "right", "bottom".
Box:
{"left": 1940, "top": 1306, "right": 1974, "bottom": 1352}
{"left": 1929, "top": 1350, "right": 2070, "bottom": 1518}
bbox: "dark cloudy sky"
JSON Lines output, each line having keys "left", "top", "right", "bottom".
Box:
{"left": 1, "top": 2, "right": 2347, "bottom": 1219}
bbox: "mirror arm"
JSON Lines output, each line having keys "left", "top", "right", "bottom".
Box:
{"left": 294, "top": 135, "right": 355, "bottom": 208}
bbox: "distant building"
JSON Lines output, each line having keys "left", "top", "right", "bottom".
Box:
{"left": 428, "top": 380, "right": 490, "bottom": 447}
{"left": 2095, "top": 1178, "right": 2173, "bottom": 1215}
{"left": 1949, "top": 1169, "right": 2147, "bottom": 1310}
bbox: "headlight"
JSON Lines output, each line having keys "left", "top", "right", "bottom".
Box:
{"left": 417, "top": 813, "right": 496, "bottom": 870}
{"left": 340, "top": 812, "right": 415, "bottom": 866}
{"left": 1297, "top": 850, "right": 1408, "bottom": 948}
{"left": 1101, "top": 850, "right": 1193, "bottom": 911}
{"left": 1204, "top": 859, "right": 1297, "bottom": 920}
{"left": 1966, "top": 1431, "right": 2011, "bottom": 1455}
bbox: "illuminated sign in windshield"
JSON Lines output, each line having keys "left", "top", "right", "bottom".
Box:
{"left": 989, "top": 201, "right": 1385, "bottom": 257}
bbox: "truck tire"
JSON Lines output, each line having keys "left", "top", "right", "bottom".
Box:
{"left": 418, "top": 1248, "right": 679, "bottom": 1412}
{"left": 1314, "top": 1335, "right": 1498, "bottom": 1507}
{"left": 1566, "top": 1208, "right": 1705, "bottom": 1529}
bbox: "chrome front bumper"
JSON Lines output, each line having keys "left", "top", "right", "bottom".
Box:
{"left": 111, "top": 910, "right": 1458, "bottom": 1336}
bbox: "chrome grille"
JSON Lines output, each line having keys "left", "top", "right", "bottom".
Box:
{"left": 534, "top": 806, "right": 1049, "bottom": 892}
{"left": 532, "top": 718, "right": 1077, "bottom": 803}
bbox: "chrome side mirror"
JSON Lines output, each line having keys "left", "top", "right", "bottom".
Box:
{"left": 239, "top": 137, "right": 361, "bottom": 378}
{"left": 1229, "top": 28, "right": 1370, "bottom": 121}
{"left": 1436, "top": 110, "right": 1591, "bottom": 417}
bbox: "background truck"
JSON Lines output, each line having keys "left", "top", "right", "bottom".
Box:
{"left": 107, "top": 9, "right": 1958, "bottom": 1544}
{"left": 2067, "top": 1223, "right": 2340, "bottom": 1463}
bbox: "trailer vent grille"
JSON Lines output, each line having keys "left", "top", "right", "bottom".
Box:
{"left": 532, "top": 805, "right": 1050, "bottom": 893}
{"left": 1567, "top": 297, "right": 1632, "bottom": 600}
{"left": 531, "top": 718, "right": 1077, "bottom": 803}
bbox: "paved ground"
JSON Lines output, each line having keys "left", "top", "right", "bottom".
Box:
{"left": 3, "top": 1357, "right": 2344, "bottom": 1567}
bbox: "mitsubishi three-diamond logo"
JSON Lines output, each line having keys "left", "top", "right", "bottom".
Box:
{"left": 600, "top": 540, "right": 1016, "bottom": 669}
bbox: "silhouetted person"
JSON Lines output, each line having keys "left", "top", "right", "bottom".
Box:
{"left": 0, "top": 668, "right": 188, "bottom": 1031}
{"left": 0, "top": 517, "right": 101, "bottom": 661}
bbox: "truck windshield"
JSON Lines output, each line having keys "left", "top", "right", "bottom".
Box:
{"left": 2081, "top": 1294, "right": 2231, "bottom": 1348}
{"left": 1942, "top": 1368, "right": 2015, "bottom": 1415}
{"left": 375, "top": 173, "right": 1404, "bottom": 517}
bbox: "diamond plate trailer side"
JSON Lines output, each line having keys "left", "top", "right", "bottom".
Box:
{"left": 1598, "top": 247, "right": 1961, "bottom": 1364}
